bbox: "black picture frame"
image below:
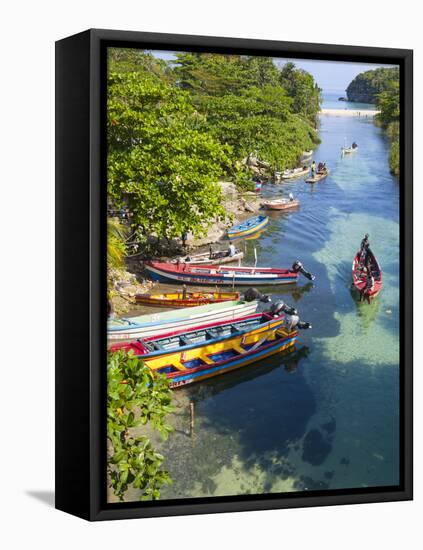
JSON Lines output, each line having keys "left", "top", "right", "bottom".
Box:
{"left": 55, "top": 28, "right": 413, "bottom": 521}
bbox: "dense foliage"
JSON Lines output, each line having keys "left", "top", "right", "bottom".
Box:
{"left": 345, "top": 67, "right": 400, "bottom": 177}
{"left": 376, "top": 78, "right": 400, "bottom": 176}
{"left": 107, "top": 49, "right": 321, "bottom": 242}
{"left": 346, "top": 67, "right": 400, "bottom": 103}
{"left": 107, "top": 350, "right": 174, "bottom": 501}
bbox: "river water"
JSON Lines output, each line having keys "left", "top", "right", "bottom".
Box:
{"left": 128, "top": 96, "right": 400, "bottom": 501}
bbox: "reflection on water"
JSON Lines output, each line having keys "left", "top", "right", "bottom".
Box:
{"left": 128, "top": 108, "right": 400, "bottom": 501}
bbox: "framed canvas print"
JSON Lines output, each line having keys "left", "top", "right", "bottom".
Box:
{"left": 55, "top": 29, "right": 413, "bottom": 521}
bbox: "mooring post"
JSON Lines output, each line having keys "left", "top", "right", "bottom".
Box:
{"left": 190, "top": 401, "right": 195, "bottom": 436}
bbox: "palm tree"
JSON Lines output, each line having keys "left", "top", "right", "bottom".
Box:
{"left": 107, "top": 218, "right": 127, "bottom": 271}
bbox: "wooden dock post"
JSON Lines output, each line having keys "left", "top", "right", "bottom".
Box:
{"left": 190, "top": 401, "right": 195, "bottom": 437}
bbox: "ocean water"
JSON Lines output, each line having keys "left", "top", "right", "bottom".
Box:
{"left": 322, "top": 89, "right": 376, "bottom": 111}
{"left": 124, "top": 108, "right": 400, "bottom": 502}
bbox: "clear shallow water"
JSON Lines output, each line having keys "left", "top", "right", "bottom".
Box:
{"left": 142, "top": 112, "right": 400, "bottom": 501}
{"left": 322, "top": 89, "right": 376, "bottom": 111}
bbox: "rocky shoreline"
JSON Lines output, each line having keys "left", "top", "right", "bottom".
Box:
{"left": 110, "top": 181, "right": 263, "bottom": 314}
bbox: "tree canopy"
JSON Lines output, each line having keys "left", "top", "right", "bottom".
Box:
{"left": 107, "top": 49, "right": 321, "bottom": 242}
{"left": 346, "top": 67, "right": 400, "bottom": 103}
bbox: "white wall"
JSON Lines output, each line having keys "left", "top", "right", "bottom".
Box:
{"left": 0, "top": 1, "right": 419, "bottom": 548}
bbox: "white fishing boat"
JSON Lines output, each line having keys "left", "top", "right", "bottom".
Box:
{"left": 280, "top": 166, "right": 310, "bottom": 180}
{"left": 107, "top": 299, "right": 259, "bottom": 341}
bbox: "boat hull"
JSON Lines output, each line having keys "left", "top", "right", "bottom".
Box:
{"left": 172, "top": 251, "right": 244, "bottom": 266}
{"left": 227, "top": 215, "right": 269, "bottom": 239}
{"left": 305, "top": 169, "right": 330, "bottom": 184}
{"left": 108, "top": 300, "right": 258, "bottom": 341}
{"left": 352, "top": 251, "right": 382, "bottom": 303}
{"left": 157, "top": 328, "right": 298, "bottom": 388}
{"left": 281, "top": 168, "right": 309, "bottom": 180}
{"left": 111, "top": 312, "right": 285, "bottom": 360}
{"left": 134, "top": 291, "right": 240, "bottom": 308}
{"left": 145, "top": 262, "right": 299, "bottom": 286}
{"left": 261, "top": 199, "right": 300, "bottom": 211}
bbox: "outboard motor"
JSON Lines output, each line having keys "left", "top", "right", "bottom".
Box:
{"left": 292, "top": 260, "right": 315, "bottom": 281}
{"left": 244, "top": 287, "right": 271, "bottom": 303}
{"left": 285, "top": 314, "right": 312, "bottom": 331}
{"left": 270, "top": 300, "right": 298, "bottom": 317}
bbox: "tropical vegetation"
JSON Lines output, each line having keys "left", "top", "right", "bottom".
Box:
{"left": 346, "top": 67, "right": 399, "bottom": 103}
{"left": 346, "top": 67, "right": 400, "bottom": 176}
{"left": 107, "top": 350, "right": 174, "bottom": 501}
{"left": 376, "top": 79, "right": 400, "bottom": 176}
{"left": 107, "top": 49, "right": 321, "bottom": 244}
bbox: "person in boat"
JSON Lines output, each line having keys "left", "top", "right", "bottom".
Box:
{"left": 360, "top": 234, "right": 370, "bottom": 263}
{"left": 209, "top": 244, "right": 214, "bottom": 259}
{"left": 352, "top": 142, "right": 358, "bottom": 149}
{"left": 228, "top": 241, "right": 236, "bottom": 257}
{"left": 311, "top": 161, "right": 316, "bottom": 177}
{"left": 362, "top": 271, "right": 375, "bottom": 300}
{"left": 289, "top": 192, "right": 294, "bottom": 202}
{"left": 317, "top": 162, "right": 324, "bottom": 172}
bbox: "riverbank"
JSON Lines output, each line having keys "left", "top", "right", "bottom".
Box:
{"left": 320, "top": 108, "right": 380, "bottom": 117}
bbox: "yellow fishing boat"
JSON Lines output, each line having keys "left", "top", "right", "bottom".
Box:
{"left": 143, "top": 321, "right": 298, "bottom": 388}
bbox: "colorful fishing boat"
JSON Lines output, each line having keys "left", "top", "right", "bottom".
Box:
{"left": 352, "top": 248, "right": 382, "bottom": 303}
{"left": 111, "top": 311, "right": 286, "bottom": 360}
{"left": 172, "top": 249, "right": 244, "bottom": 266}
{"left": 107, "top": 299, "right": 258, "bottom": 341}
{"left": 280, "top": 167, "right": 309, "bottom": 180}
{"left": 135, "top": 290, "right": 240, "bottom": 308}
{"left": 133, "top": 324, "right": 300, "bottom": 388}
{"left": 227, "top": 215, "right": 269, "bottom": 239}
{"left": 144, "top": 261, "right": 314, "bottom": 286}
{"left": 261, "top": 198, "right": 300, "bottom": 211}
{"left": 305, "top": 169, "right": 330, "bottom": 184}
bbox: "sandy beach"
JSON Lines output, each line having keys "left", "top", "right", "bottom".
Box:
{"left": 320, "top": 108, "right": 380, "bottom": 117}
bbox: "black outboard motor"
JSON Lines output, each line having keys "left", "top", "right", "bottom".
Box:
{"left": 292, "top": 260, "right": 315, "bottom": 281}
{"left": 270, "top": 300, "right": 298, "bottom": 317}
{"left": 244, "top": 287, "right": 271, "bottom": 303}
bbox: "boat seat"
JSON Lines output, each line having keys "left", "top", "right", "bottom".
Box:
{"left": 152, "top": 341, "right": 165, "bottom": 351}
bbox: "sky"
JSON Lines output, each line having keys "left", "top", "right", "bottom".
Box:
{"left": 152, "top": 50, "right": 395, "bottom": 93}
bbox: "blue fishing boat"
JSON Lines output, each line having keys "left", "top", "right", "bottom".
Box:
{"left": 227, "top": 215, "right": 269, "bottom": 239}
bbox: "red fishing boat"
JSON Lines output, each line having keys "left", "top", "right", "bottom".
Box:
{"left": 352, "top": 248, "right": 382, "bottom": 303}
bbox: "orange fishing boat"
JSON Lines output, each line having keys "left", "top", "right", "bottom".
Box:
{"left": 135, "top": 290, "right": 240, "bottom": 308}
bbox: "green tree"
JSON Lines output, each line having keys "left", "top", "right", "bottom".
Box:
{"left": 279, "top": 62, "right": 321, "bottom": 124}
{"left": 107, "top": 71, "right": 232, "bottom": 241}
{"left": 376, "top": 79, "right": 400, "bottom": 176}
{"left": 346, "top": 67, "right": 399, "bottom": 103}
{"left": 107, "top": 350, "right": 174, "bottom": 501}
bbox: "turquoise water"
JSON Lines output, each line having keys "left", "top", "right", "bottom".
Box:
{"left": 148, "top": 110, "right": 400, "bottom": 500}
{"left": 322, "top": 89, "right": 376, "bottom": 111}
